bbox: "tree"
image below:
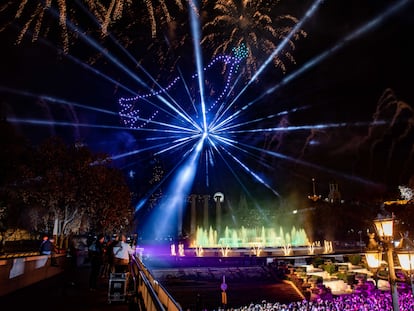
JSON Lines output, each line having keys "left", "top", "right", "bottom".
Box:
{"left": 0, "top": 119, "right": 32, "bottom": 252}
{"left": 81, "top": 162, "right": 134, "bottom": 234}
{"left": 7, "top": 136, "right": 133, "bottom": 248}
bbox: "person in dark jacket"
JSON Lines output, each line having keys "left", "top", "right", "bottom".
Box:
{"left": 39, "top": 235, "right": 53, "bottom": 255}
{"left": 101, "top": 234, "right": 119, "bottom": 277}
{"left": 88, "top": 234, "right": 105, "bottom": 291}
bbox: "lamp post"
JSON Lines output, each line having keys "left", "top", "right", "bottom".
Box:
{"left": 365, "top": 215, "right": 400, "bottom": 311}
{"left": 396, "top": 235, "right": 414, "bottom": 296}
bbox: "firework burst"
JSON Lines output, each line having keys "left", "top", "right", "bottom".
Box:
{"left": 201, "top": 0, "right": 307, "bottom": 79}
{"left": 143, "top": 0, "right": 185, "bottom": 38}
{"left": 85, "top": 0, "right": 132, "bottom": 36}
{"left": 0, "top": 0, "right": 133, "bottom": 54}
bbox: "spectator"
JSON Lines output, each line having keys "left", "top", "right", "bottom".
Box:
{"left": 49, "top": 237, "right": 59, "bottom": 266}
{"left": 67, "top": 234, "right": 78, "bottom": 268}
{"left": 88, "top": 234, "right": 105, "bottom": 291}
{"left": 39, "top": 235, "right": 53, "bottom": 255}
{"left": 64, "top": 234, "right": 78, "bottom": 286}
{"left": 102, "top": 234, "right": 119, "bottom": 277}
{"left": 113, "top": 234, "right": 134, "bottom": 273}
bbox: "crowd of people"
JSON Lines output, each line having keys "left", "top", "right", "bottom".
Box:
{"left": 86, "top": 233, "right": 135, "bottom": 291}
{"left": 38, "top": 232, "right": 136, "bottom": 291}
{"left": 225, "top": 291, "right": 414, "bottom": 311}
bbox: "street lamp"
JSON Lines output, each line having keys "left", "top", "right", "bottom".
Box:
{"left": 373, "top": 217, "right": 394, "bottom": 239}
{"left": 364, "top": 249, "right": 382, "bottom": 288}
{"left": 396, "top": 235, "right": 414, "bottom": 296}
{"left": 365, "top": 215, "right": 400, "bottom": 311}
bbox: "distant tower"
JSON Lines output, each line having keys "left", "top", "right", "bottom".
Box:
{"left": 148, "top": 158, "right": 164, "bottom": 210}
{"left": 202, "top": 194, "right": 210, "bottom": 229}
{"left": 214, "top": 192, "right": 224, "bottom": 235}
{"left": 308, "top": 178, "right": 321, "bottom": 202}
{"left": 328, "top": 181, "right": 341, "bottom": 203}
{"left": 188, "top": 194, "right": 210, "bottom": 239}
{"left": 189, "top": 194, "right": 198, "bottom": 237}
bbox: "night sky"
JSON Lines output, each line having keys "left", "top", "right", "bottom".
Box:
{"left": 1, "top": 0, "right": 414, "bottom": 208}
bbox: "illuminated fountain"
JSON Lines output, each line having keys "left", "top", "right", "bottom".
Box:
{"left": 308, "top": 242, "right": 316, "bottom": 255}
{"left": 252, "top": 243, "right": 263, "bottom": 256}
{"left": 191, "top": 225, "right": 310, "bottom": 248}
{"left": 283, "top": 244, "right": 292, "bottom": 256}
{"left": 195, "top": 245, "right": 203, "bottom": 257}
{"left": 220, "top": 245, "right": 230, "bottom": 257}
{"left": 324, "top": 240, "right": 334, "bottom": 253}
{"left": 178, "top": 243, "right": 185, "bottom": 256}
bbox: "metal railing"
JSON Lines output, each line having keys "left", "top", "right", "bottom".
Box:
{"left": 129, "top": 255, "right": 182, "bottom": 311}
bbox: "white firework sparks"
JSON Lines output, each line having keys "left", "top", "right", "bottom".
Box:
{"left": 201, "top": 0, "right": 307, "bottom": 78}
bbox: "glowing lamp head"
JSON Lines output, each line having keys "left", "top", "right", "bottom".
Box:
{"left": 396, "top": 237, "right": 414, "bottom": 272}
{"left": 397, "top": 250, "right": 414, "bottom": 272}
{"left": 365, "top": 250, "right": 382, "bottom": 269}
{"left": 373, "top": 217, "right": 394, "bottom": 240}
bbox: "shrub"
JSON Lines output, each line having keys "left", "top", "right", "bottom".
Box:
{"left": 336, "top": 271, "right": 347, "bottom": 281}
{"left": 322, "top": 262, "right": 337, "bottom": 275}
{"left": 312, "top": 256, "right": 325, "bottom": 268}
{"left": 348, "top": 254, "right": 362, "bottom": 265}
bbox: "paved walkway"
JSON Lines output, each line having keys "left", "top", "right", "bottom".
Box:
{"left": 0, "top": 261, "right": 131, "bottom": 311}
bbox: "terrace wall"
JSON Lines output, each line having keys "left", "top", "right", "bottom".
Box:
{"left": 0, "top": 253, "right": 66, "bottom": 296}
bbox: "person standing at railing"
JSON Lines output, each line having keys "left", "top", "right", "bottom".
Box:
{"left": 48, "top": 237, "right": 60, "bottom": 266}
{"left": 101, "top": 234, "right": 119, "bottom": 277}
{"left": 88, "top": 234, "right": 105, "bottom": 291}
{"left": 39, "top": 235, "right": 53, "bottom": 255}
{"left": 113, "top": 234, "right": 134, "bottom": 273}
